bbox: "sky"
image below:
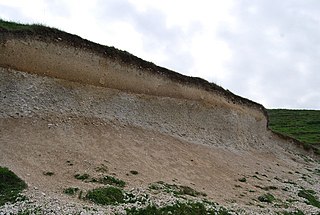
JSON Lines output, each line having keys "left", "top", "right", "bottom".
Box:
{"left": 0, "top": 0, "right": 319, "bottom": 109}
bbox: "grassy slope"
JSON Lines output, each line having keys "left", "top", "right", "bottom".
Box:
{"left": 268, "top": 109, "right": 320, "bottom": 154}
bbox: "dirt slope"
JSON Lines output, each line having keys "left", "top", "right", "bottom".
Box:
{"left": 0, "top": 28, "right": 319, "bottom": 214}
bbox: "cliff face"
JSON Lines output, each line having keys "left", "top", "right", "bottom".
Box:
{"left": 1, "top": 27, "right": 319, "bottom": 215}
{"left": 0, "top": 29, "right": 267, "bottom": 149}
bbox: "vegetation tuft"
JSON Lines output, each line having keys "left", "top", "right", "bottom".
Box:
{"left": 63, "top": 187, "right": 79, "bottom": 196}
{"left": 298, "top": 188, "right": 320, "bottom": 208}
{"left": 94, "top": 175, "right": 126, "bottom": 188}
{"left": 0, "top": 19, "right": 46, "bottom": 32}
{"left": 85, "top": 186, "right": 125, "bottom": 205}
{"left": 258, "top": 193, "right": 276, "bottom": 203}
{"left": 74, "top": 173, "right": 90, "bottom": 180}
{"left": 130, "top": 170, "right": 139, "bottom": 175}
{"left": 279, "top": 210, "right": 305, "bottom": 215}
{"left": 149, "top": 181, "right": 207, "bottom": 197}
{"left": 126, "top": 202, "right": 232, "bottom": 215}
{"left": 43, "top": 171, "right": 54, "bottom": 176}
{"left": 0, "top": 166, "right": 27, "bottom": 206}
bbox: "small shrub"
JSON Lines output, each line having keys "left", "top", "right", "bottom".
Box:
{"left": 280, "top": 210, "right": 305, "bottom": 215}
{"left": 74, "top": 173, "right": 90, "bottom": 180}
{"left": 64, "top": 187, "right": 79, "bottom": 195}
{"left": 298, "top": 189, "right": 320, "bottom": 208}
{"left": 126, "top": 202, "right": 232, "bottom": 215}
{"left": 148, "top": 182, "right": 206, "bottom": 197}
{"left": 0, "top": 166, "right": 27, "bottom": 206}
{"left": 258, "top": 193, "right": 275, "bottom": 203}
{"left": 238, "top": 177, "right": 247, "bottom": 182}
{"left": 130, "top": 170, "right": 139, "bottom": 175}
{"left": 85, "top": 187, "right": 125, "bottom": 205}
{"left": 95, "top": 175, "right": 126, "bottom": 187}
{"left": 95, "top": 164, "right": 108, "bottom": 173}
{"left": 43, "top": 171, "right": 54, "bottom": 176}
{"left": 262, "top": 186, "right": 278, "bottom": 191}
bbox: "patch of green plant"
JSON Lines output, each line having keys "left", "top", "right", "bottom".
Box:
{"left": 93, "top": 175, "right": 126, "bottom": 188}
{"left": 298, "top": 188, "right": 320, "bottom": 208}
{"left": 238, "top": 177, "right": 247, "bottom": 182}
{"left": 126, "top": 201, "right": 232, "bottom": 215}
{"left": 0, "top": 19, "right": 49, "bottom": 33}
{"left": 63, "top": 187, "right": 79, "bottom": 196}
{"left": 95, "top": 164, "right": 108, "bottom": 173}
{"left": 262, "top": 186, "right": 278, "bottom": 191}
{"left": 16, "top": 206, "right": 42, "bottom": 215}
{"left": 267, "top": 109, "right": 320, "bottom": 154}
{"left": 0, "top": 166, "right": 27, "bottom": 206}
{"left": 258, "top": 193, "right": 276, "bottom": 203}
{"left": 130, "top": 170, "right": 139, "bottom": 175}
{"left": 149, "top": 181, "right": 207, "bottom": 197}
{"left": 43, "top": 171, "right": 54, "bottom": 176}
{"left": 74, "top": 173, "right": 90, "bottom": 180}
{"left": 85, "top": 186, "right": 125, "bottom": 205}
{"left": 279, "top": 210, "right": 305, "bottom": 215}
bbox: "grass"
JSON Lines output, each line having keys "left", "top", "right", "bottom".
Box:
{"left": 267, "top": 109, "right": 320, "bottom": 154}
{"left": 279, "top": 210, "right": 305, "bottom": 215}
{"left": 63, "top": 187, "right": 79, "bottom": 196}
{"left": 0, "top": 19, "right": 45, "bottom": 32}
{"left": 0, "top": 166, "right": 27, "bottom": 206}
{"left": 85, "top": 186, "right": 125, "bottom": 205}
{"left": 126, "top": 202, "right": 232, "bottom": 215}
{"left": 149, "top": 181, "right": 207, "bottom": 197}
{"left": 130, "top": 170, "right": 139, "bottom": 175}
{"left": 298, "top": 188, "right": 320, "bottom": 208}
{"left": 74, "top": 173, "right": 90, "bottom": 180}
{"left": 43, "top": 171, "right": 54, "bottom": 176}
{"left": 90, "top": 175, "right": 126, "bottom": 188}
{"left": 258, "top": 193, "right": 276, "bottom": 203}
{"left": 238, "top": 177, "right": 247, "bottom": 182}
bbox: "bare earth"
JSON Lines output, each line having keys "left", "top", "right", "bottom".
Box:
{"left": 0, "top": 33, "right": 319, "bottom": 214}
{"left": 0, "top": 68, "right": 319, "bottom": 214}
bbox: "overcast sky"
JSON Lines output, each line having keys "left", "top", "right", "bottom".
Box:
{"left": 1, "top": 0, "right": 319, "bottom": 109}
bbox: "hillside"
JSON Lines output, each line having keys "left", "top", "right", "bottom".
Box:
{"left": 268, "top": 109, "right": 320, "bottom": 155}
{"left": 0, "top": 20, "right": 319, "bottom": 215}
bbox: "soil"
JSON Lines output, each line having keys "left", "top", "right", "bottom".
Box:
{"left": 0, "top": 30, "right": 319, "bottom": 214}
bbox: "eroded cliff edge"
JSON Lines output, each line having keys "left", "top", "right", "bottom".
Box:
{"left": 0, "top": 26, "right": 274, "bottom": 150}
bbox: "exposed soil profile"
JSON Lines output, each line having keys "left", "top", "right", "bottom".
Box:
{"left": 0, "top": 27, "right": 319, "bottom": 214}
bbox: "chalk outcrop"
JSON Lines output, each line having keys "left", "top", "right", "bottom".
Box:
{"left": 0, "top": 27, "right": 319, "bottom": 215}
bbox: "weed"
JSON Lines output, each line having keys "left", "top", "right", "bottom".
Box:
{"left": 85, "top": 186, "right": 125, "bottom": 205}
{"left": 64, "top": 187, "right": 79, "bottom": 195}
{"left": 130, "top": 170, "right": 139, "bottom": 175}
{"left": 95, "top": 164, "right": 108, "bottom": 173}
{"left": 126, "top": 201, "right": 232, "bottom": 215}
{"left": 93, "top": 175, "right": 126, "bottom": 188}
{"left": 149, "top": 181, "right": 207, "bottom": 197}
{"left": 262, "top": 186, "right": 278, "bottom": 191}
{"left": 0, "top": 166, "right": 27, "bottom": 206}
{"left": 258, "top": 193, "right": 275, "bottom": 203}
{"left": 238, "top": 178, "right": 247, "bottom": 182}
{"left": 279, "top": 210, "right": 305, "bottom": 215}
{"left": 74, "top": 173, "right": 90, "bottom": 180}
{"left": 298, "top": 188, "right": 320, "bottom": 208}
{"left": 43, "top": 171, "right": 54, "bottom": 176}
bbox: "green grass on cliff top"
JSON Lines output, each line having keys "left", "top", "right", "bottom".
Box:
{"left": 0, "top": 19, "right": 43, "bottom": 31}
{"left": 268, "top": 109, "right": 320, "bottom": 154}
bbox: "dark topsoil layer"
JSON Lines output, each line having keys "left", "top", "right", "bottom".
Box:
{"left": 0, "top": 24, "right": 268, "bottom": 119}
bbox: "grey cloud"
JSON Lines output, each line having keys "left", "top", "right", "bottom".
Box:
{"left": 96, "top": 0, "right": 200, "bottom": 73}
{"left": 220, "top": 0, "right": 320, "bottom": 109}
